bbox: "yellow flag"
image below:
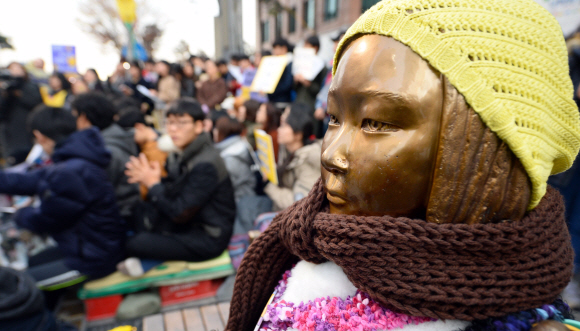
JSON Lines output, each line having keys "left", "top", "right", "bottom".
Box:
{"left": 116, "top": 0, "right": 136, "bottom": 23}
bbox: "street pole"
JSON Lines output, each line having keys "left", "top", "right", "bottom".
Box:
{"left": 125, "top": 22, "right": 135, "bottom": 61}
{"left": 117, "top": 0, "right": 137, "bottom": 61}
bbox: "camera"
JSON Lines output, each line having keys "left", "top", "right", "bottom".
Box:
{"left": 0, "top": 69, "right": 24, "bottom": 91}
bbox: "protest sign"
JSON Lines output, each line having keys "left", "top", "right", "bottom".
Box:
{"left": 254, "top": 129, "right": 278, "bottom": 185}
{"left": 292, "top": 47, "right": 326, "bottom": 81}
{"left": 51, "top": 45, "right": 77, "bottom": 73}
{"left": 250, "top": 55, "right": 288, "bottom": 94}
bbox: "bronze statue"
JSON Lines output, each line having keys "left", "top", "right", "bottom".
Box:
{"left": 226, "top": 1, "right": 580, "bottom": 330}
{"left": 323, "top": 35, "right": 530, "bottom": 223}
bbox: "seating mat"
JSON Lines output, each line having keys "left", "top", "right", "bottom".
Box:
{"left": 78, "top": 251, "right": 234, "bottom": 299}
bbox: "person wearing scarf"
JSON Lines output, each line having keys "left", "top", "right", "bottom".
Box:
{"left": 226, "top": 0, "right": 580, "bottom": 330}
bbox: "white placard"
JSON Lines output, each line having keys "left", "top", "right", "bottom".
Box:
{"left": 292, "top": 47, "right": 326, "bottom": 82}
{"left": 250, "top": 55, "right": 288, "bottom": 94}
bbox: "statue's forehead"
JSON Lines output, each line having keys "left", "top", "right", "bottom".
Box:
{"left": 332, "top": 35, "right": 440, "bottom": 102}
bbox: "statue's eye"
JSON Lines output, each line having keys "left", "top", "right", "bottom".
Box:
{"left": 362, "top": 119, "right": 399, "bottom": 133}
{"left": 329, "top": 114, "right": 340, "bottom": 126}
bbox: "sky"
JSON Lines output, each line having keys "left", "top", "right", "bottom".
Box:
{"left": 0, "top": 0, "right": 257, "bottom": 79}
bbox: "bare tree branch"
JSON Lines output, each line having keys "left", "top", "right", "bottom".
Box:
{"left": 174, "top": 40, "right": 191, "bottom": 62}
{"left": 77, "top": 0, "right": 164, "bottom": 58}
{"left": 142, "top": 24, "right": 163, "bottom": 58}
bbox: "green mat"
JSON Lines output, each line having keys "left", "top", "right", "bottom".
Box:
{"left": 78, "top": 252, "right": 235, "bottom": 299}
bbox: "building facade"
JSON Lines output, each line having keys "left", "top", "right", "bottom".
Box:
{"left": 256, "top": 0, "right": 381, "bottom": 61}
{"left": 215, "top": 0, "right": 245, "bottom": 60}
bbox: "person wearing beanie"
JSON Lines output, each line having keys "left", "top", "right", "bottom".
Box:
{"left": 226, "top": 1, "right": 580, "bottom": 331}
{"left": 0, "top": 267, "right": 72, "bottom": 331}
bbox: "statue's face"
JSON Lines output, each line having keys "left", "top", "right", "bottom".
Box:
{"left": 322, "top": 35, "right": 443, "bottom": 217}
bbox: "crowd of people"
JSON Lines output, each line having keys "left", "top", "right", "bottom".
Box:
{"left": 3, "top": 12, "right": 580, "bottom": 329}
{"left": 0, "top": 33, "right": 344, "bottom": 325}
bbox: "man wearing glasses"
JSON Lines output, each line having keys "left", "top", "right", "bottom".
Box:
{"left": 122, "top": 97, "right": 236, "bottom": 276}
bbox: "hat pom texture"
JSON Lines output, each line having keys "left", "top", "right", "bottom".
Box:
{"left": 333, "top": 0, "right": 580, "bottom": 209}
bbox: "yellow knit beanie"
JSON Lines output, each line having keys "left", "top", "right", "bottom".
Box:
{"left": 333, "top": 0, "right": 580, "bottom": 209}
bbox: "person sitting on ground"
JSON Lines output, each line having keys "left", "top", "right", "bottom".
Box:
{"left": 119, "top": 61, "right": 154, "bottom": 114}
{"left": 238, "top": 99, "right": 262, "bottom": 149}
{"left": 83, "top": 68, "right": 104, "bottom": 93}
{"left": 181, "top": 61, "right": 197, "bottom": 98}
{"left": 120, "top": 98, "right": 236, "bottom": 276}
{"left": 71, "top": 92, "right": 140, "bottom": 221}
{"left": 264, "top": 102, "right": 321, "bottom": 211}
{"left": 0, "top": 266, "right": 76, "bottom": 331}
{"left": 213, "top": 116, "right": 256, "bottom": 202}
{"left": 152, "top": 60, "right": 180, "bottom": 106}
{"left": 256, "top": 102, "right": 281, "bottom": 161}
{"left": 217, "top": 58, "right": 237, "bottom": 95}
{"left": 116, "top": 105, "right": 146, "bottom": 129}
{"left": 40, "top": 73, "right": 72, "bottom": 110}
{"left": 0, "top": 107, "right": 125, "bottom": 282}
{"left": 196, "top": 59, "right": 229, "bottom": 112}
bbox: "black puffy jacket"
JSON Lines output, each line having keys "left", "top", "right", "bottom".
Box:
{"left": 0, "top": 128, "right": 126, "bottom": 278}
{"left": 145, "top": 133, "right": 236, "bottom": 258}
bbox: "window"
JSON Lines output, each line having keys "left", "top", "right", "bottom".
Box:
{"left": 261, "top": 20, "right": 270, "bottom": 43}
{"left": 276, "top": 12, "right": 283, "bottom": 39}
{"left": 324, "top": 0, "right": 339, "bottom": 21}
{"left": 362, "top": 0, "right": 381, "bottom": 12}
{"left": 303, "top": 0, "right": 315, "bottom": 30}
{"left": 289, "top": 7, "right": 296, "bottom": 33}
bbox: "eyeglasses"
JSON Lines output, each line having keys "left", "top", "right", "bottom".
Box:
{"left": 165, "top": 119, "right": 194, "bottom": 128}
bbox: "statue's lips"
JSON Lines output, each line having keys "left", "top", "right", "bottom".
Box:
{"left": 324, "top": 174, "right": 348, "bottom": 205}
{"left": 327, "top": 191, "right": 348, "bottom": 205}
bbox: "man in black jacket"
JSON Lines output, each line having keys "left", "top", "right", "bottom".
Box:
{"left": 124, "top": 98, "right": 235, "bottom": 272}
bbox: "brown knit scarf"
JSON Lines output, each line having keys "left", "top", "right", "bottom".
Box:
{"left": 226, "top": 182, "right": 572, "bottom": 330}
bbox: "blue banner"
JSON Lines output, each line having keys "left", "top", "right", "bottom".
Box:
{"left": 51, "top": 45, "right": 77, "bottom": 73}
{"left": 122, "top": 42, "right": 148, "bottom": 61}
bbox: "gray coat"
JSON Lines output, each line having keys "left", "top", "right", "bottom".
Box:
{"left": 101, "top": 123, "right": 140, "bottom": 217}
{"left": 215, "top": 135, "right": 256, "bottom": 202}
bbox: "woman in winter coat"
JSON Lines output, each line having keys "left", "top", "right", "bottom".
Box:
{"left": 196, "top": 59, "right": 228, "bottom": 111}
{"left": 154, "top": 61, "right": 181, "bottom": 106}
{"left": 264, "top": 102, "right": 321, "bottom": 211}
